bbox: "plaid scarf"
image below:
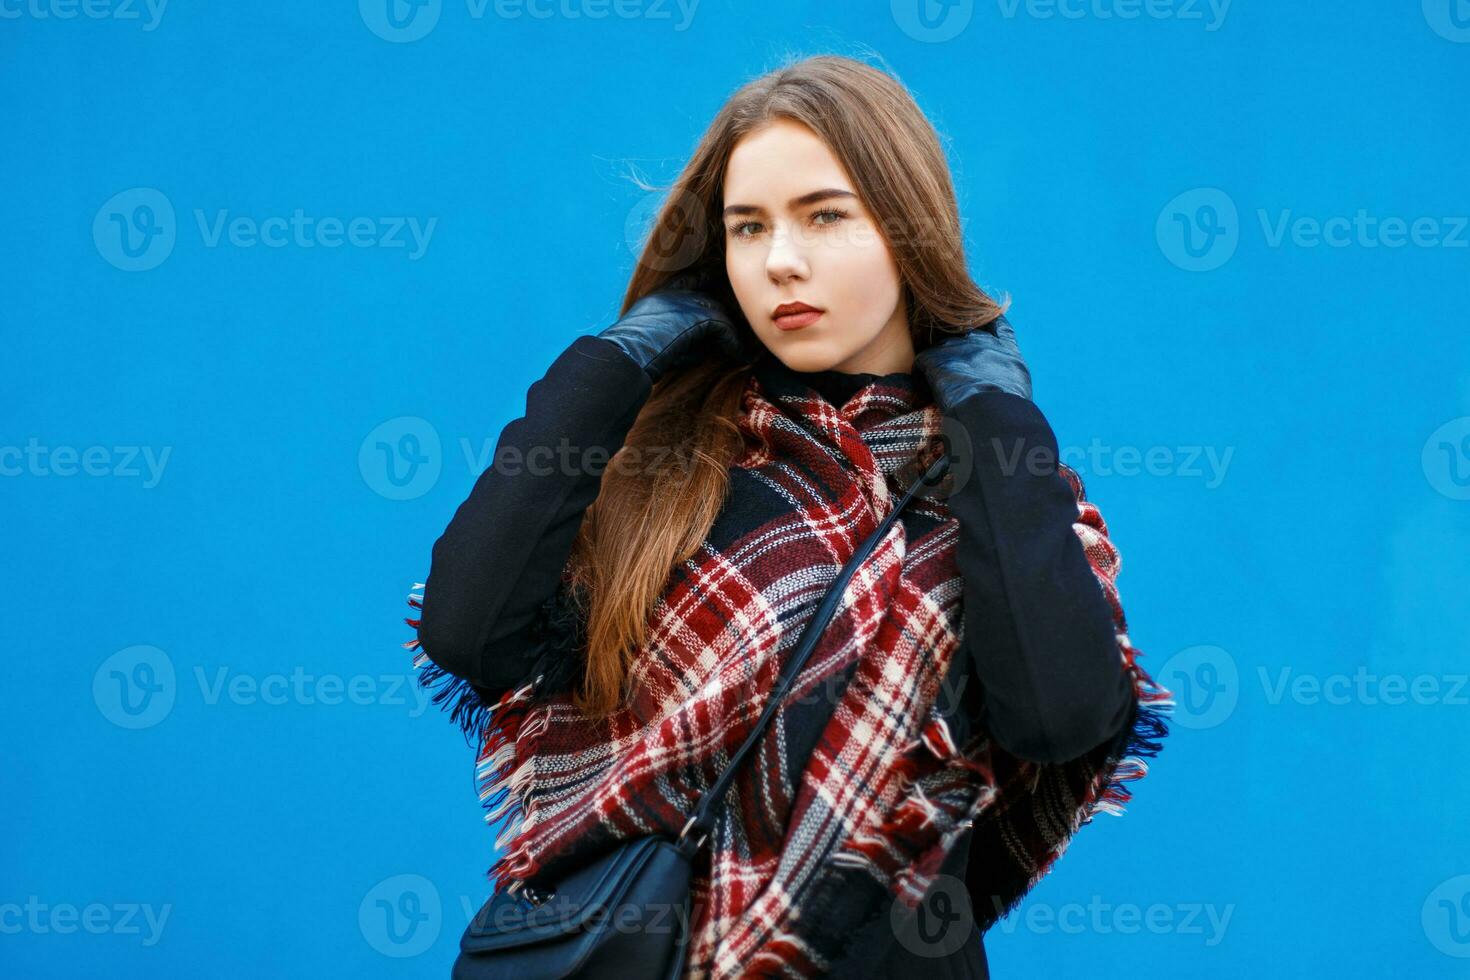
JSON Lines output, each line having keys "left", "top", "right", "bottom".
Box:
{"left": 403, "top": 361, "right": 1171, "bottom": 978}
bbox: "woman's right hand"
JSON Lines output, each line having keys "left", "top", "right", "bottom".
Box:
{"left": 596, "top": 283, "right": 758, "bottom": 384}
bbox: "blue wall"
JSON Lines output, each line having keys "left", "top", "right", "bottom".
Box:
{"left": 4, "top": 1, "right": 1468, "bottom": 975}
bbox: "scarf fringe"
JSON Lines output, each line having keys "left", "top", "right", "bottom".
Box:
{"left": 402, "top": 621, "right": 1173, "bottom": 920}
{"left": 402, "top": 583, "right": 496, "bottom": 746}
{"left": 827, "top": 722, "right": 979, "bottom": 880}
{"left": 829, "top": 636, "right": 1174, "bottom": 938}
{"left": 475, "top": 583, "right": 586, "bottom": 897}
{"left": 478, "top": 684, "right": 551, "bottom": 894}
{"left": 402, "top": 579, "right": 557, "bottom": 896}
{"left": 1084, "top": 637, "right": 1174, "bottom": 823}
{"left": 981, "top": 638, "right": 1175, "bottom": 929}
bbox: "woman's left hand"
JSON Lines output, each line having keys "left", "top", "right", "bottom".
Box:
{"left": 914, "top": 314, "right": 1032, "bottom": 409}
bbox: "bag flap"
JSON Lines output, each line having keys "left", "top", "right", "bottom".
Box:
{"left": 460, "top": 837, "right": 665, "bottom": 953}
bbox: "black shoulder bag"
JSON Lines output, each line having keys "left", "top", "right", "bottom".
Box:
{"left": 452, "top": 453, "right": 952, "bottom": 980}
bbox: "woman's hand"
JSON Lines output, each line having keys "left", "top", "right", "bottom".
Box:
{"left": 597, "top": 281, "right": 758, "bottom": 384}
{"left": 913, "top": 314, "right": 1032, "bottom": 409}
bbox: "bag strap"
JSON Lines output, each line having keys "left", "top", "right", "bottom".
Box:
{"left": 675, "top": 452, "right": 952, "bottom": 857}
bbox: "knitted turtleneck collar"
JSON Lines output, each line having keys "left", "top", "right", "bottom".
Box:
{"left": 750, "top": 348, "right": 929, "bottom": 413}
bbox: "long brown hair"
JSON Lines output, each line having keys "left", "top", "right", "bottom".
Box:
{"left": 565, "top": 53, "right": 1008, "bottom": 719}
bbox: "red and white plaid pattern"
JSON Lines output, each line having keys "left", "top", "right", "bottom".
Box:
{"left": 405, "top": 368, "right": 1171, "bottom": 978}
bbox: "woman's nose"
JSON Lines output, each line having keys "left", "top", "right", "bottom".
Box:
{"left": 764, "top": 222, "right": 810, "bottom": 281}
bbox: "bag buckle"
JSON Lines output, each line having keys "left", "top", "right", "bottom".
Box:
{"left": 507, "top": 879, "right": 554, "bottom": 908}
{"left": 678, "top": 814, "right": 709, "bottom": 851}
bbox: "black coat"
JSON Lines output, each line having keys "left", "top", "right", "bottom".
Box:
{"left": 415, "top": 336, "right": 1137, "bottom": 976}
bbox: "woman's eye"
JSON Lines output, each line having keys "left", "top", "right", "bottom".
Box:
{"left": 728, "top": 209, "right": 849, "bottom": 240}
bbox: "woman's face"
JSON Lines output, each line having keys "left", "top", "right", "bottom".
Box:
{"left": 720, "top": 118, "right": 915, "bottom": 376}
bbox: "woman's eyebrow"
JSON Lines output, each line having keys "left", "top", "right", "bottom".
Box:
{"left": 721, "top": 188, "right": 857, "bottom": 219}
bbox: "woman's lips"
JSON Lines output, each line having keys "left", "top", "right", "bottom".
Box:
{"left": 773, "top": 310, "right": 823, "bottom": 331}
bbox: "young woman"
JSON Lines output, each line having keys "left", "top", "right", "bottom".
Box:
{"left": 403, "top": 55, "right": 1171, "bottom": 980}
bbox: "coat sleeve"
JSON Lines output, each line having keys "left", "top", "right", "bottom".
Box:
{"left": 410, "top": 335, "right": 652, "bottom": 712}
{"left": 942, "top": 389, "right": 1137, "bottom": 764}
